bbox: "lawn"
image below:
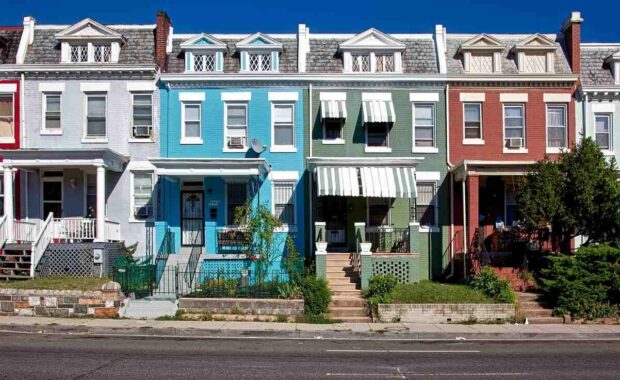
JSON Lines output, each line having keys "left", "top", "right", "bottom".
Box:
{"left": 0, "top": 276, "right": 112, "bottom": 291}
{"left": 388, "top": 281, "right": 496, "bottom": 304}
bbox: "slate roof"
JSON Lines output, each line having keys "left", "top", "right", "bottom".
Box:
{"left": 24, "top": 27, "right": 155, "bottom": 65}
{"left": 167, "top": 36, "right": 298, "bottom": 73}
{"left": 306, "top": 38, "right": 439, "bottom": 74}
{"left": 0, "top": 29, "right": 23, "bottom": 64}
{"left": 580, "top": 46, "right": 619, "bottom": 87}
{"left": 445, "top": 34, "right": 572, "bottom": 75}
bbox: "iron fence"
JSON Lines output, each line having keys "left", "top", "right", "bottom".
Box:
{"left": 366, "top": 228, "right": 410, "bottom": 253}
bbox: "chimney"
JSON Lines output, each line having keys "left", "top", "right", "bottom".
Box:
{"left": 562, "top": 11, "right": 583, "bottom": 74}
{"left": 16, "top": 16, "right": 35, "bottom": 64}
{"left": 297, "top": 24, "right": 309, "bottom": 73}
{"left": 155, "top": 10, "right": 172, "bottom": 72}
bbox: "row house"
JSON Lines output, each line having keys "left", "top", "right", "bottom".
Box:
{"left": 447, "top": 13, "right": 582, "bottom": 267}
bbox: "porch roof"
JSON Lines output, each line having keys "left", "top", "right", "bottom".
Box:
{"left": 450, "top": 160, "right": 537, "bottom": 182}
{"left": 0, "top": 148, "right": 128, "bottom": 172}
{"left": 149, "top": 158, "right": 271, "bottom": 177}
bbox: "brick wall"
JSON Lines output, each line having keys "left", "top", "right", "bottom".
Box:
{"left": 378, "top": 303, "right": 516, "bottom": 323}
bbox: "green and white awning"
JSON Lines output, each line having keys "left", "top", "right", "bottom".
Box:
{"left": 362, "top": 100, "right": 396, "bottom": 123}
{"left": 315, "top": 166, "right": 417, "bottom": 198}
{"left": 320, "top": 100, "right": 347, "bottom": 119}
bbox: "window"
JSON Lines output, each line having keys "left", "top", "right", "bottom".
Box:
{"left": 193, "top": 54, "right": 216, "bottom": 72}
{"left": 85, "top": 93, "right": 106, "bottom": 139}
{"left": 411, "top": 182, "right": 437, "bottom": 227}
{"left": 182, "top": 103, "right": 201, "bottom": 141}
{"left": 248, "top": 53, "right": 272, "bottom": 72}
{"left": 93, "top": 45, "right": 111, "bottom": 63}
{"left": 272, "top": 103, "right": 294, "bottom": 148}
{"left": 225, "top": 103, "right": 247, "bottom": 149}
{"left": 70, "top": 44, "right": 88, "bottom": 63}
{"left": 132, "top": 172, "right": 153, "bottom": 220}
{"left": 505, "top": 184, "right": 519, "bottom": 226}
{"left": 132, "top": 93, "right": 153, "bottom": 139}
{"left": 227, "top": 182, "right": 247, "bottom": 226}
{"left": 351, "top": 54, "right": 371, "bottom": 72}
{"left": 413, "top": 103, "right": 435, "bottom": 147}
{"left": 273, "top": 181, "right": 295, "bottom": 226}
{"left": 595, "top": 114, "right": 612, "bottom": 150}
{"left": 546, "top": 105, "right": 567, "bottom": 148}
{"left": 0, "top": 94, "right": 14, "bottom": 140}
{"left": 470, "top": 53, "right": 494, "bottom": 73}
{"left": 368, "top": 198, "right": 391, "bottom": 227}
{"left": 43, "top": 93, "right": 61, "bottom": 132}
{"left": 366, "top": 123, "right": 389, "bottom": 147}
{"left": 464, "top": 103, "right": 482, "bottom": 139}
{"left": 503, "top": 104, "right": 525, "bottom": 148}
{"left": 522, "top": 53, "right": 547, "bottom": 73}
{"left": 323, "top": 119, "right": 343, "bottom": 141}
{"left": 42, "top": 175, "right": 63, "bottom": 218}
{"left": 375, "top": 54, "right": 394, "bottom": 72}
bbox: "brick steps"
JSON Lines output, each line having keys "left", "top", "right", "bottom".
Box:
{"left": 0, "top": 248, "right": 33, "bottom": 281}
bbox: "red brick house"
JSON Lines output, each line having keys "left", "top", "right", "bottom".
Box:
{"left": 445, "top": 13, "right": 582, "bottom": 273}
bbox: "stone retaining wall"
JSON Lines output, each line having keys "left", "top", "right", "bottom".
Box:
{"left": 179, "top": 298, "right": 304, "bottom": 316}
{"left": 378, "top": 303, "right": 516, "bottom": 323}
{"left": 0, "top": 283, "right": 124, "bottom": 318}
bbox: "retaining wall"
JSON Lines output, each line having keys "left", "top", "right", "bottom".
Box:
{"left": 378, "top": 303, "right": 516, "bottom": 323}
{"left": 179, "top": 297, "right": 304, "bottom": 316}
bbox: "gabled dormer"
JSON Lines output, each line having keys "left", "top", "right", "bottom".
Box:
{"left": 56, "top": 18, "right": 124, "bottom": 63}
{"left": 605, "top": 51, "right": 620, "bottom": 85}
{"left": 458, "top": 34, "right": 504, "bottom": 74}
{"left": 181, "top": 33, "right": 227, "bottom": 73}
{"left": 512, "top": 33, "right": 558, "bottom": 74}
{"left": 236, "top": 33, "right": 282, "bottom": 73}
{"left": 339, "top": 28, "right": 405, "bottom": 73}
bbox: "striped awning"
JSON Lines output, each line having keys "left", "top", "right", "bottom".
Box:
{"left": 362, "top": 100, "right": 396, "bottom": 123}
{"left": 320, "top": 100, "right": 347, "bottom": 119}
{"left": 315, "top": 166, "right": 417, "bottom": 198}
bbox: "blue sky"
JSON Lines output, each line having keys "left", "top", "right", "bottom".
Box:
{"left": 1, "top": 0, "right": 618, "bottom": 42}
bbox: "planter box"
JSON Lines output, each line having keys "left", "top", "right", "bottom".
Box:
{"left": 378, "top": 303, "right": 516, "bottom": 324}
{"left": 179, "top": 297, "right": 304, "bottom": 316}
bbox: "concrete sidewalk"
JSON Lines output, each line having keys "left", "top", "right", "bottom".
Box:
{"left": 0, "top": 316, "right": 619, "bottom": 340}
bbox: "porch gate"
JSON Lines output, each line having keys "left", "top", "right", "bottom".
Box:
{"left": 181, "top": 191, "right": 204, "bottom": 246}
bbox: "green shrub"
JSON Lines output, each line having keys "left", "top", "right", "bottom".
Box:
{"left": 300, "top": 275, "right": 331, "bottom": 316}
{"left": 469, "top": 268, "right": 516, "bottom": 304}
{"left": 365, "top": 274, "right": 399, "bottom": 313}
{"left": 540, "top": 245, "right": 620, "bottom": 318}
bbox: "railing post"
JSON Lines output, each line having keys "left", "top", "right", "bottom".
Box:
{"left": 359, "top": 241, "right": 372, "bottom": 290}
{"left": 314, "top": 222, "right": 326, "bottom": 243}
{"left": 315, "top": 244, "right": 327, "bottom": 279}
{"left": 4, "top": 166, "right": 14, "bottom": 242}
{"left": 95, "top": 165, "right": 106, "bottom": 242}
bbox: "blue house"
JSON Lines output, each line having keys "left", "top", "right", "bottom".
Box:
{"left": 153, "top": 31, "right": 306, "bottom": 275}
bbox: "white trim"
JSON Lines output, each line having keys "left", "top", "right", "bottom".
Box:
{"left": 0, "top": 84, "right": 17, "bottom": 93}
{"left": 503, "top": 148, "right": 529, "bottom": 154}
{"left": 221, "top": 92, "right": 252, "bottom": 102}
{"left": 321, "top": 139, "right": 345, "bottom": 145}
{"left": 179, "top": 92, "right": 205, "bottom": 102}
{"left": 500, "top": 93, "right": 528, "bottom": 103}
{"left": 411, "top": 147, "right": 439, "bottom": 153}
{"left": 223, "top": 102, "right": 248, "bottom": 151}
{"left": 362, "top": 92, "right": 392, "bottom": 101}
{"left": 270, "top": 102, "right": 296, "bottom": 152}
{"left": 268, "top": 171, "right": 299, "bottom": 181}
{"left": 502, "top": 103, "right": 526, "bottom": 151}
{"left": 41, "top": 92, "right": 62, "bottom": 135}
{"left": 83, "top": 92, "right": 108, "bottom": 141}
{"left": 463, "top": 102, "right": 483, "bottom": 142}
{"left": 129, "top": 170, "right": 155, "bottom": 223}
{"left": 409, "top": 92, "right": 439, "bottom": 102}
{"left": 412, "top": 102, "right": 437, "bottom": 151}
{"left": 319, "top": 92, "right": 347, "bottom": 101}
{"left": 41, "top": 173, "right": 64, "bottom": 219}
{"left": 268, "top": 92, "right": 298, "bottom": 101}
{"left": 0, "top": 92, "right": 15, "bottom": 143}
{"left": 130, "top": 92, "right": 154, "bottom": 141}
{"left": 181, "top": 101, "right": 202, "bottom": 144}
{"left": 460, "top": 93, "right": 485, "bottom": 102}
{"left": 127, "top": 81, "right": 156, "bottom": 92}
{"left": 80, "top": 83, "right": 110, "bottom": 92}
{"left": 364, "top": 147, "right": 392, "bottom": 153}
{"left": 271, "top": 178, "right": 297, "bottom": 232}
{"left": 592, "top": 103, "right": 616, "bottom": 113}
{"left": 411, "top": 180, "right": 439, "bottom": 232}
{"left": 415, "top": 171, "right": 440, "bottom": 181}
{"left": 126, "top": 160, "right": 156, "bottom": 171}
{"left": 463, "top": 139, "right": 485, "bottom": 145}
{"left": 543, "top": 93, "right": 571, "bottom": 103}
{"left": 38, "top": 83, "right": 65, "bottom": 92}
{"left": 545, "top": 103, "right": 568, "bottom": 151}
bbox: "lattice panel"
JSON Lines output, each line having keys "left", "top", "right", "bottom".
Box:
{"left": 36, "top": 244, "right": 94, "bottom": 277}
{"left": 375, "top": 54, "right": 394, "bottom": 72}
{"left": 94, "top": 45, "right": 111, "bottom": 62}
{"left": 203, "top": 259, "right": 247, "bottom": 273}
{"left": 70, "top": 45, "right": 88, "bottom": 62}
{"left": 372, "top": 258, "right": 413, "bottom": 284}
{"left": 352, "top": 54, "right": 370, "bottom": 72}
{"left": 260, "top": 53, "right": 271, "bottom": 71}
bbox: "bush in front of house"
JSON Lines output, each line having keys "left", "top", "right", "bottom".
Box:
{"left": 365, "top": 274, "right": 399, "bottom": 312}
{"left": 469, "top": 268, "right": 516, "bottom": 304}
{"left": 300, "top": 274, "right": 331, "bottom": 317}
{"left": 539, "top": 245, "right": 620, "bottom": 319}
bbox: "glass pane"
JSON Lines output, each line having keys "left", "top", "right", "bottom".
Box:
{"left": 45, "top": 117, "right": 61, "bottom": 129}
{"left": 324, "top": 120, "right": 342, "bottom": 140}
{"left": 548, "top": 127, "right": 565, "bottom": 147}
{"left": 415, "top": 126, "right": 434, "bottom": 139}
{"left": 43, "top": 181, "right": 62, "bottom": 201}
{"left": 414, "top": 105, "right": 433, "bottom": 125}
{"left": 596, "top": 116, "right": 609, "bottom": 133}
{"left": 464, "top": 104, "right": 481, "bottom": 122}
{"left": 464, "top": 127, "right": 481, "bottom": 139}
{"left": 505, "top": 118, "right": 523, "bottom": 127}
{"left": 185, "top": 122, "right": 201, "bottom": 138}
{"left": 87, "top": 120, "right": 106, "bottom": 136}
{"left": 273, "top": 105, "right": 293, "bottom": 123}
{"left": 547, "top": 107, "right": 565, "bottom": 126}
{"left": 184, "top": 104, "right": 200, "bottom": 121}
{"left": 596, "top": 133, "right": 610, "bottom": 149}
{"left": 87, "top": 96, "right": 106, "bottom": 117}
{"left": 367, "top": 124, "right": 388, "bottom": 147}
{"left": 0, "top": 120, "right": 13, "bottom": 137}
{"left": 274, "top": 125, "right": 294, "bottom": 146}
{"left": 504, "top": 106, "right": 523, "bottom": 118}
{"left": 46, "top": 95, "right": 61, "bottom": 112}
{"left": 505, "top": 128, "right": 523, "bottom": 138}
{"left": 227, "top": 105, "right": 246, "bottom": 126}
{"left": 0, "top": 95, "right": 13, "bottom": 116}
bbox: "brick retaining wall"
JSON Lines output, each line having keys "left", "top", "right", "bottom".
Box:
{"left": 179, "top": 298, "right": 304, "bottom": 316}
{"left": 378, "top": 303, "right": 516, "bottom": 323}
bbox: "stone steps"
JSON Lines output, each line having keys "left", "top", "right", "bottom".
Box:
{"left": 515, "top": 291, "right": 561, "bottom": 323}
{"left": 330, "top": 296, "right": 367, "bottom": 308}
{"left": 329, "top": 306, "right": 369, "bottom": 318}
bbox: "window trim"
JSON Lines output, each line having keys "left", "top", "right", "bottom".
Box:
{"left": 245, "top": 51, "right": 276, "bottom": 73}
{"left": 270, "top": 102, "right": 296, "bottom": 152}
{"left": 130, "top": 92, "right": 154, "bottom": 141}
{"left": 129, "top": 171, "right": 155, "bottom": 223}
{"left": 223, "top": 102, "right": 248, "bottom": 151}
{"left": 410, "top": 181, "right": 439, "bottom": 233}
{"left": 364, "top": 122, "right": 391, "bottom": 153}
{"left": 271, "top": 180, "right": 297, "bottom": 232}
{"left": 545, "top": 103, "right": 568, "bottom": 153}
{"left": 595, "top": 113, "right": 613, "bottom": 152}
{"left": 41, "top": 92, "right": 62, "bottom": 135}
{"left": 463, "top": 102, "right": 483, "bottom": 143}
{"left": 412, "top": 102, "right": 438, "bottom": 153}
{"left": 82, "top": 92, "right": 108, "bottom": 143}
{"left": 502, "top": 103, "right": 528, "bottom": 154}
{"left": 181, "top": 101, "right": 203, "bottom": 144}
{"left": 0, "top": 93, "right": 15, "bottom": 143}
{"left": 322, "top": 118, "right": 345, "bottom": 144}
{"left": 345, "top": 51, "right": 401, "bottom": 73}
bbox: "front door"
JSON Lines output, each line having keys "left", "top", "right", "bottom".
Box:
{"left": 181, "top": 191, "right": 204, "bottom": 246}
{"left": 318, "top": 196, "right": 348, "bottom": 247}
{"left": 42, "top": 177, "right": 63, "bottom": 218}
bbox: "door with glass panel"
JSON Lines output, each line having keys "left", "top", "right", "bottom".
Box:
{"left": 42, "top": 176, "right": 63, "bottom": 218}
{"left": 181, "top": 191, "right": 204, "bottom": 246}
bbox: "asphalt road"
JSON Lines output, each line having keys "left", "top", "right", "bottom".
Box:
{"left": 0, "top": 332, "right": 619, "bottom": 379}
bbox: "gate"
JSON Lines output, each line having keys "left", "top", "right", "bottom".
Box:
{"left": 181, "top": 191, "right": 204, "bottom": 246}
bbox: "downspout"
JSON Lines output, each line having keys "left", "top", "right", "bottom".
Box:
{"left": 445, "top": 83, "right": 455, "bottom": 279}
{"left": 462, "top": 164, "right": 468, "bottom": 279}
{"left": 21, "top": 72, "right": 27, "bottom": 220}
{"left": 308, "top": 83, "right": 313, "bottom": 260}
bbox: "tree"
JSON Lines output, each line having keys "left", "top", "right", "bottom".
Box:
{"left": 517, "top": 138, "right": 620, "bottom": 252}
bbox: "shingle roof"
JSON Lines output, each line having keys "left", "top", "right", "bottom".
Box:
{"left": 0, "top": 29, "right": 23, "bottom": 64}
{"left": 306, "top": 38, "right": 439, "bottom": 74}
{"left": 445, "top": 34, "right": 572, "bottom": 75}
{"left": 580, "top": 47, "right": 619, "bottom": 87}
{"left": 167, "top": 36, "right": 298, "bottom": 73}
{"left": 24, "top": 27, "right": 155, "bottom": 65}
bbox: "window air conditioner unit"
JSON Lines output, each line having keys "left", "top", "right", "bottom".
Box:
{"left": 508, "top": 138, "right": 523, "bottom": 149}
{"left": 228, "top": 136, "right": 245, "bottom": 148}
{"left": 133, "top": 125, "right": 152, "bottom": 138}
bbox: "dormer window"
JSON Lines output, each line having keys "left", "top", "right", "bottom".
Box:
{"left": 340, "top": 28, "right": 405, "bottom": 74}
{"left": 513, "top": 34, "right": 558, "bottom": 74}
{"left": 458, "top": 34, "right": 504, "bottom": 74}
{"left": 605, "top": 51, "right": 620, "bottom": 85}
{"left": 93, "top": 44, "right": 111, "bottom": 62}
{"left": 56, "top": 18, "right": 124, "bottom": 64}
{"left": 181, "top": 33, "right": 226, "bottom": 73}
{"left": 70, "top": 45, "right": 88, "bottom": 63}
{"left": 236, "top": 33, "right": 282, "bottom": 73}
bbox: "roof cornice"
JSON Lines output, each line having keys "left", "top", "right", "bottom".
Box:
{"left": 0, "top": 64, "right": 157, "bottom": 73}
{"left": 159, "top": 73, "right": 446, "bottom": 83}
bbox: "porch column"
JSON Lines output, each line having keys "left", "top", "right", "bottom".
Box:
{"left": 4, "top": 166, "right": 14, "bottom": 242}
{"left": 466, "top": 175, "right": 480, "bottom": 251}
{"left": 95, "top": 165, "right": 106, "bottom": 242}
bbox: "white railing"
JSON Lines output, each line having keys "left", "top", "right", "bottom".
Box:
{"left": 105, "top": 220, "right": 121, "bottom": 242}
{"left": 53, "top": 218, "right": 96, "bottom": 241}
{"left": 0, "top": 215, "right": 7, "bottom": 247}
{"left": 31, "top": 213, "right": 54, "bottom": 278}
{"left": 14, "top": 220, "right": 38, "bottom": 242}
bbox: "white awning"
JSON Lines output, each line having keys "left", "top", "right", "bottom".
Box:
{"left": 149, "top": 158, "right": 270, "bottom": 177}
{"left": 362, "top": 100, "right": 396, "bottom": 123}
{"left": 315, "top": 166, "right": 416, "bottom": 198}
{"left": 320, "top": 100, "right": 347, "bottom": 119}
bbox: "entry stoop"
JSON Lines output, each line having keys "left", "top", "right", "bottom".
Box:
{"left": 325, "top": 253, "right": 371, "bottom": 322}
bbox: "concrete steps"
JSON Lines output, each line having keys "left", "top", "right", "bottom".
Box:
{"left": 325, "top": 253, "right": 370, "bottom": 322}
{"left": 516, "top": 291, "right": 563, "bottom": 324}
{"left": 0, "top": 246, "right": 33, "bottom": 280}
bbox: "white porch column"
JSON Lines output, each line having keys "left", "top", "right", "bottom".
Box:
{"left": 95, "top": 165, "right": 106, "bottom": 242}
{"left": 3, "top": 166, "right": 14, "bottom": 242}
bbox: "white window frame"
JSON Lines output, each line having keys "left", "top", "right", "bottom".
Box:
{"left": 595, "top": 113, "right": 613, "bottom": 152}
{"left": 366, "top": 198, "right": 393, "bottom": 230}
{"left": 130, "top": 171, "right": 155, "bottom": 222}
{"left": 181, "top": 101, "right": 203, "bottom": 144}
{"left": 412, "top": 103, "right": 438, "bottom": 153}
{"left": 271, "top": 180, "right": 297, "bottom": 232}
{"left": 68, "top": 42, "right": 115, "bottom": 64}
{"left": 345, "top": 51, "right": 401, "bottom": 73}
{"left": 463, "top": 102, "right": 483, "bottom": 144}
{"left": 82, "top": 92, "right": 108, "bottom": 143}
{"left": 322, "top": 118, "right": 345, "bottom": 144}
{"left": 247, "top": 52, "right": 273, "bottom": 72}
{"left": 41, "top": 92, "right": 62, "bottom": 135}
{"left": 545, "top": 104, "right": 567, "bottom": 153}
{"left": 364, "top": 122, "right": 391, "bottom": 153}
{"left": 502, "top": 103, "right": 528, "bottom": 153}
{"left": 130, "top": 92, "right": 154, "bottom": 142}
{"left": 410, "top": 181, "right": 439, "bottom": 233}
{"left": 270, "top": 102, "right": 296, "bottom": 152}
{"left": 192, "top": 53, "right": 217, "bottom": 72}
{"left": 0, "top": 93, "right": 15, "bottom": 143}
{"left": 223, "top": 102, "right": 248, "bottom": 151}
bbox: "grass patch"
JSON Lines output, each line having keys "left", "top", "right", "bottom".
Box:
{"left": 389, "top": 281, "right": 495, "bottom": 304}
{"left": 0, "top": 276, "right": 111, "bottom": 291}
{"left": 294, "top": 314, "right": 340, "bottom": 324}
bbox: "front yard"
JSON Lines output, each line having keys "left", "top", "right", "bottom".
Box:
{"left": 0, "top": 276, "right": 111, "bottom": 291}
{"left": 388, "top": 281, "right": 495, "bottom": 304}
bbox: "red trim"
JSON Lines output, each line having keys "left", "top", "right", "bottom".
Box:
{"left": 0, "top": 79, "right": 20, "bottom": 218}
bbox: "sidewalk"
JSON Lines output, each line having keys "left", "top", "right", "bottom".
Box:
{"left": 1, "top": 316, "right": 619, "bottom": 340}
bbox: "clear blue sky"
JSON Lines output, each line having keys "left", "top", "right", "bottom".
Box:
{"left": 1, "top": 0, "right": 618, "bottom": 42}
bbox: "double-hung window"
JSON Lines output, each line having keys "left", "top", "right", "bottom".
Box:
{"left": 273, "top": 181, "right": 295, "bottom": 226}
{"left": 413, "top": 103, "right": 435, "bottom": 147}
{"left": 323, "top": 119, "right": 344, "bottom": 141}
{"left": 463, "top": 103, "right": 482, "bottom": 140}
{"left": 546, "top": 105, "right": 567, "bottom": 149}
{"left": 595, "top": 114, "right": 612, "bottom": 150}
{"left": 182, "top": 103, "right": 201, "bottom": 143}
{"left": 0, "top": 94, "right": 14, "bottom": 141}
{"left": 85, "top": 93, "right": 106, "bottom": 139}
{"left": 225, "top": 103, "right": 248, "bottom": 149}
{"left": 43, "top": 93, "right": 61, "bottom": 132}
{"left": 132, "top": 172, "right": 154, "bottom": 221}
{"left": 132, "top": 93, "right": 153, "bottom": 139}
{"left": 411, "top": 182, "right": 437, "bottom": 228}
{"left": 503, "top": 104, "right": 526, "bottom": 148}
{"left": 366, "top": 123, "right": 389, "bottom": 148}
{"left": 368, "top": 198, "right": 392, "bottom": 227}
{"left": 272, "top": 103, "right": 295, "bottom": 149}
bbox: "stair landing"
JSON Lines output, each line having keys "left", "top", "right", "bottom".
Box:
{"left": 326, "top": 253, "right": 370, "bottom": 323}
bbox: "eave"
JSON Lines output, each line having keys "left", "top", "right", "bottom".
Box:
{"left": 0, "top": 64, "right": 157, "bottom": 73}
